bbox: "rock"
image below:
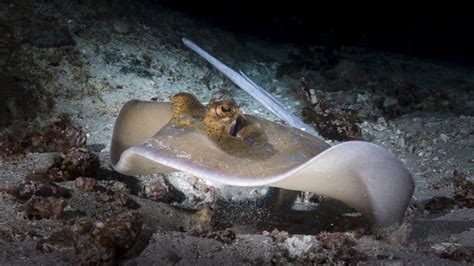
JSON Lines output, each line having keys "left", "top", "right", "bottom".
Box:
{"left": 97, "top": 181, "right": 140, "bottom": 209}
{"left": 0, "top": 114, "right": 87, "bottom": 158}
{"left": 317, "top": 232, "right": 356, "bottom": 250}
{"left": 284, "top": 235, "right": 320, "bottom": 259}
{"left": 453, "top": 170, "right": 474, "bottom": 208}
{"left": 440, "top": 133, "right": 449, "bottom": 143}
{"left": 48, "top": 148, "right": 100, "bottom": 182}
{"left": 113, "top": 21, "right": 129, "bottom": 34}
{"left": 24, "top": 197, "right": 66, "bottom": 220}
{"left": 383, "top": 96, "right": 399, "bottom": 108}
{"left": 75, "top": 177, "right": 97, "bottom": 191}
{"left": 143, "top": 182, "right": 168, "bottom": 201}
{"left": 301, "top": 78, "right": 362, "bottom": 141}
{"left": 423, "top": 170, "right": 473, "bottom": 213}
{"left": 271, "top": 231, "right": 368, "bottom": 264}
{"left": 424, "top": 196, "right": 456, "bottom": 212}
{"left": 205, "top": 228, "right": 236, "bottom": 244}
{"left": 190, "top": 208, "right": 213, "bottom": 233}
{"left": 74, "top": 212, "right": 143, "bottom": 264}
{"left": 43, "top": 115, "right": 87, "bottom": 150}
{"left": 373, "top": 123, "right": 387, "bottom": 131}
{"left": 396, "top": 137, "right": 406, "bottom": 148}
{"left": 357, "top": 93, "right": 369, "bottom": 103}
{"left": 98, "top": 212, "right": 143, "bottom": 255}
{"left": 142, "top": 179, "right": 185, "bottom": 203}
{"left": 377, "top": 117, "right": 388, "bottom": 126}
{"left": 430, "top": 242, "right": 474, "bottom": 263}
{"left": 267, "top": 228, "right": 289, "bottom": 243}
{"left": 0, "top": 172, "right": 70, "bottom": 201}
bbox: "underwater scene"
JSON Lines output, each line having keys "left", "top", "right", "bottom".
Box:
{"left": 0, "top": 0, "right": 473, "bottom": 264}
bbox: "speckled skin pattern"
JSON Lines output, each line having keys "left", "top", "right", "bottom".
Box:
{"left": 170, "top": 92, "right": 274, "bottom": 159}
{"left": 170, "top": 92, "right": 206, "bottom": 127}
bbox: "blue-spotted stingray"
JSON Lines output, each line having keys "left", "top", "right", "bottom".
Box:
{"left": 110, "top": 39, "right": 414, "bottom": 228}
{"left": 111, "top": 91, "right": 414, "bottom": 227}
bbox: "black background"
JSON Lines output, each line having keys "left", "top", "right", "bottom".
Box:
{"left": 154, "top": 1, "right": 474, "bottom": 65}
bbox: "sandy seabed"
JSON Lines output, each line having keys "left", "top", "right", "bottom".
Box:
{"left": 0, "top": 0, "right": 473, "bottom": 264}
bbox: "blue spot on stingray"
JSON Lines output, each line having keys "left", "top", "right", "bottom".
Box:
{"left": 298, "top": 152, "right": 307, "bottom": 160}
{"left": 292, "top": 135, "right": 302, "bottom": 144}
{"left": 246, "top": 136, "right": 255, "bottom": 145}
{"left": 314, "top": 142, "right": 326, "bottom": 151}
{"left": 286, "top": 152, "right": 307, "bottom": 162}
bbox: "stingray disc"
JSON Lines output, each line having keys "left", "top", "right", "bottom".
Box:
{"left": 111, "top": 99, "right": 414, "bottom": 227}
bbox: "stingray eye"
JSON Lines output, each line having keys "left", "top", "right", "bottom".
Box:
{"left": 215, "top": 102, "right": 236, "bottom": 117}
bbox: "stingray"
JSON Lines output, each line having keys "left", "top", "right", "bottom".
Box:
{"left": 110, "top": 39, "right": 415, "bottom": 228}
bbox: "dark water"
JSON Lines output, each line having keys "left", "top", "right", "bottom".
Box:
{"left": 155, "top": 1, "right": 474, "bottom": 66}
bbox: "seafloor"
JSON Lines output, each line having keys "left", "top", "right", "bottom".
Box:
{"left": 0, "top": 0, "right": 473, "bottom": 264}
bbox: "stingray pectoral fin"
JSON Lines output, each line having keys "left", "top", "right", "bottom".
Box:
{"left": 110, "top": 100, "right": 173, "bottom": 165}
{"left": 113, "top": 146, "right": 176, "bottom": 176}
{"left": 270, "top": 141, "right": 414, "bottom": 227}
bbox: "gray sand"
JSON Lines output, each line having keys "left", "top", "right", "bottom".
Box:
{"left": 0, "top": 0, "right": 473, "bottom": 264}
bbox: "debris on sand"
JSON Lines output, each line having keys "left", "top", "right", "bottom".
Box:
{"left": 75, "top": 177, "right": 98, "bottom": 191}
{"left": 0, "top": 171, "right": 70, "bottom": 220}
{"left": 431, "top": 242, "right": 474, "bottom": 263}
{"left": 190, "top": 207, "right": 214, "bottom": 233}
{"left": 300, "top": 78, "right": 362, "bottom": 141}
{"left": 23, "top": 197, "right": 66, "bottom": 220}
{"left": 268, "top": 229, "right": 368, "bottom": 264}
{"left": 74, "top": 211, "right": 143, "bottom": 264}
{"left": 424, "top": 196, "right": 456, "bottom": 212}
{"left": 48, "top": 147, "right": 100, "bottom": 182}
{"left": 453, "top": 170, "right": 474, "bottom": 208}
{"left": 424, "top": 170, "right": 474, "bottom": 212}
{"left": 0, "top": 172, "right": 71, "bottom": 202}
{"left": 0, "top": 114, "right": 86, "bottom": 158}
{"left": 142, "top": 178, "right": 185, "bottom": 203}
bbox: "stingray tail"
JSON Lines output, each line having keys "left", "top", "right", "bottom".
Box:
{"left": 182, "top": 38, "right": 319, "bottom": 137}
